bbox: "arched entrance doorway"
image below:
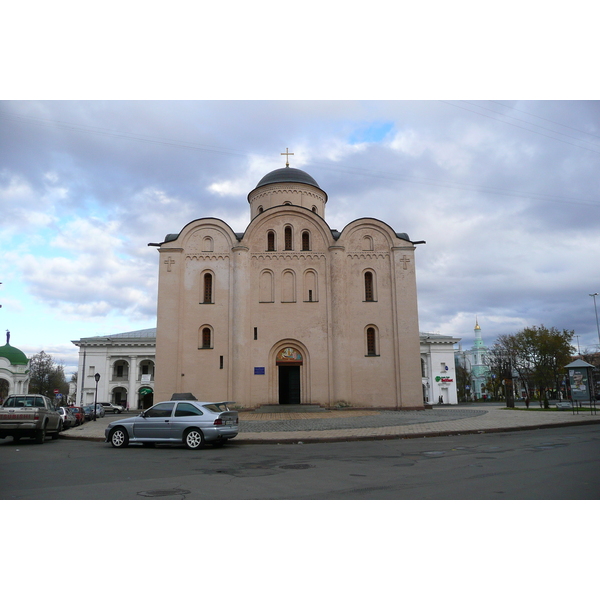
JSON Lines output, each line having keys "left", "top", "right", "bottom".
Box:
{"left": 111, "top": 386, "right": 128, "bottom": 409}
{"left": 276, "top": 347, "right": 303, "bottom": 404}
{"left": 139, "top": 387, "right": 154, "bottom": 409}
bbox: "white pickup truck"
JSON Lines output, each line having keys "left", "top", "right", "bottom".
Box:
{"left": 0, "top": 394, "right": 62, "bottom": 443}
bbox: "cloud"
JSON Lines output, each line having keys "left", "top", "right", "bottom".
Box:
{"left": 2, "top": 99, "right": 600, "bottom": 358}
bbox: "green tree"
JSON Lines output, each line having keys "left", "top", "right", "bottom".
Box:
{"left": 494, "top": 326, "right": 574, "bottom": 409}
{"left": 28, "top": 351, "right": 69, "bottom": 401}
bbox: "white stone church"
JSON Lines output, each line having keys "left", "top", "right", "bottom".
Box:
{"left": 149, "top": 156, "right": 427, "bottom": 409}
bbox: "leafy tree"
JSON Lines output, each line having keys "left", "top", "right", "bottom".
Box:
{"left": 484, "top": 343, "right": 516, "bottom": 405}
{"left": 494, "top": 326, "right": 574, "bottom": 409}
{"left": 28, "top": 351, "right": 69, "bottom": 401}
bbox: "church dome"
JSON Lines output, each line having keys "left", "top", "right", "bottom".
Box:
{"left": 0, "top": 343, "right": 29, "bottom": 366}
{"left": 254, "top": 167, "right": 322, "bottom": 191}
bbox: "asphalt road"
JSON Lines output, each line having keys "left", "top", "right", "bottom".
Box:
{"left": 1, "top": 424, "right": 599, "bottom": 499}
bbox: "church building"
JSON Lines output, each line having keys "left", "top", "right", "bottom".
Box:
{"left": 0, "top": 332, "right": 30, "bottom": 401}
{"left": 151, "top": 155, "right": 425, "bottom": 409}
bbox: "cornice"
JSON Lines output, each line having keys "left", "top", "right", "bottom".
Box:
{"left": 251, "top": 253, "right": 326, "bottom": 261}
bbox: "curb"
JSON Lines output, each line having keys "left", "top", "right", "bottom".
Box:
{"left": 59, "top": 418, "right": 600, "bottom": 445}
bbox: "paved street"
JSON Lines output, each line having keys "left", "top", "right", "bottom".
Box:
{"left": 2, "top": 424, "right": 599, "bottom": 499}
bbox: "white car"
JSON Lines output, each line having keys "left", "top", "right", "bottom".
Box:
{"left": 57, "top": 406, "right": 77, "bottom": 429}
{"left": 100, "top": 402, "right": 125, "bottom": 414}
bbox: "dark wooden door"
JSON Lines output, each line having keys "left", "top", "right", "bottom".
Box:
{"left": 278, "top": 365, "right": 301, "bottom": 404}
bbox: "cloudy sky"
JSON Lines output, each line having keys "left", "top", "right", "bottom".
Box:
{"left": 2, "top": 98, "right": 599, "bottom": 375}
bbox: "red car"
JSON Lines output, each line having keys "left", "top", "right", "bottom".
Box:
{"left": 69, "top": 406, "right": 85, "bottom": 426}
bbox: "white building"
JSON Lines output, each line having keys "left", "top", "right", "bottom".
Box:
{"left": 420, "top": 333, "right": 461, "bottom": 404}
{"left": 72, "top": 329, "right": 156, "bottom": 409}
{"left": 0, "top": 332, "right": 30, "bottom": 401}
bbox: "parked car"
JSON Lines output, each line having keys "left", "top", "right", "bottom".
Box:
{"left": 69, "top": 406, "right": 85, "bottom": 425}
{"left": 0, "top": 394, "right": 62, "bottom": 443}
{"left": 57, "top": 406, "right": 77, "bottom": 429}
{"left": 83, "top": 404, "right": 105, "bottom": 419}
{"left": 100, "top": 402, "right": 125, "bottom": 414}
{"left": 105, "top": 400, "right": 238, "bottom": 449}
{"left": 82, "top": 405, "right": 95, "bottom": 421}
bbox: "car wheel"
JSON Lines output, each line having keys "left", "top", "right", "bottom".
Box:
{"left": 110, "top": 427, "right": 129, "bottom": 448}
{"left": 35, "top": 424, "right": 47, "bottom": 444}
{"left": 184, "top": 428, "right": 205, "bottom": 450}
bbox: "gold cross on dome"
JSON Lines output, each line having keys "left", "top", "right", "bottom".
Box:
{"left": 281, "top": 147, "right": 294, "bottom": 167}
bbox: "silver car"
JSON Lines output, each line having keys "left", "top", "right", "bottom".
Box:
{"left": 104, "top": 400, "right": 238, "bottom": 449}
{"left": 57, "top": 406, "right": 77, "bottom": 429}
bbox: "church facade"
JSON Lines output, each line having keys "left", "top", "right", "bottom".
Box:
{"left": 0, "top": 333, "right": 30, "bottom": 402}
{"left": 151, "top": 161, "right": 425, "bottom": 409}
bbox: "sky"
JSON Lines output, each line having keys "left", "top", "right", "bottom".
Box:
{"left": 2, "top": 98, "right": 600, "bottom": 376}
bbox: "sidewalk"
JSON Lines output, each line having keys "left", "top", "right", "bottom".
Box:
{"left": 60, "top": 405, "right": 600, "bottom": 444}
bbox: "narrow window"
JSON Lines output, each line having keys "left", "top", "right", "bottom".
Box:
{"left": 220, "top": 356, "right": 224, "bottom": 369}
{"left": 308, "top": 290, "right": 313, "bottom": 302}
{"left": 284, "top": 226, "right": 293, "bottom": 250}
{"left": 365, "top": 272, "right": 374, "bottom": 302}
{"left": 312, "top": 206, "right": 318, "bottom": 213}
{"left": 202, "top": 327, "right": 211, "bottom": 349}
{"left": 302, "top": 231, "right": 310, "bottom": 251}
{"left": 258, "top": 206, "right": 264, "bottom": 213}
{"left": 254, "top": 327, "right": 258, "bottom": 340}
{"left": 267, "top": 231, "right": 275, "bottom": 251}
{"left": 367, "top": 327, "right": 377, "bottom": 356}
{"left": 204, "top": 273, "right": 213, "bottom": 303}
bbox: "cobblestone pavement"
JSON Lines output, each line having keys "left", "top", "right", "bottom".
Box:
{"left": 238, "top": 409, "right": 488, "bottom": 432}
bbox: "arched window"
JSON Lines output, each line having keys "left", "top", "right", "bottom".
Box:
{"left": 112, "top": 360, "right": 129, "bottom": 380}
{"left": 267, "top": 231, "right": 275, "bottom": 252}
{"left": 362, "top": 235, "right": 373, "bottom": 251}
{"left": 364, "top": 271, "right": 374, "bottom": 302}
{"left": 284, "top": 226, "right": 293, "bottom": 251}
{"left": 201, "top": 327, "right": 212, "bottom": 349}
{"left": 258, "top": 205, "right": 264, "bottom": 213}
{"left": 302, "top": 231, "right": 310, "bottom": 251}
{"left": 203, "top": 273, "right": 213, "bottom": 303}
{"left": 312, "top": 206, "right": 318, "bottom": 214}
{"left": 366, "top": 327, "right": 377, "bottom": 356}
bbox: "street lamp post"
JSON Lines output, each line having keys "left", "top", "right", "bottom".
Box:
{"left": 93, "top": 373, "right": 100, "bottom": 422}
{"left": 590, "top": 293, "right": 600, "bottom": 350}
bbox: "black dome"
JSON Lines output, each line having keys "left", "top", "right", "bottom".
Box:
{"left": 254, "top": 167, "right": 322, "bottom": 190}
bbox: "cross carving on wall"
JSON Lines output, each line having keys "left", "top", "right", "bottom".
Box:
{"left": 399, "top": 255, "right": 411, "bottom": 270}
{"left": 164, "top": 257, "right": 175, "bottom": 272}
